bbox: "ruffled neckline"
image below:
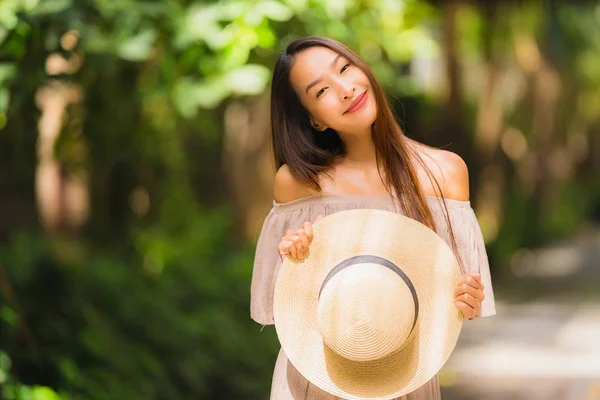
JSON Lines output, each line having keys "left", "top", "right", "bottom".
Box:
{"left": 272, "top": 194, "right": 471, "bottom": 213}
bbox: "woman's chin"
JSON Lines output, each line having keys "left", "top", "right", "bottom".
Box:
{"left": 332, "top": 104, "right": 377, "bottom": 134}
{"left": 356, "top": 102, "right": 377, "bottom": 127}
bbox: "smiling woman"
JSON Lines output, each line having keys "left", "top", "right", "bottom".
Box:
{"left": 269, "top": 36, "right": 446, "bottom": 239}
{"left": 251, "top": 36, "right": 496, "bottom": 400}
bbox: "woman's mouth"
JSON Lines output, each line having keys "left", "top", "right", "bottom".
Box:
{"left": 344, "top": 91, "right": 368, "bottom": 114}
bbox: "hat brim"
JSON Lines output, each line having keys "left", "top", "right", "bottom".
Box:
{"left": 273, "top": 209, "right": 463, "bottom": 399}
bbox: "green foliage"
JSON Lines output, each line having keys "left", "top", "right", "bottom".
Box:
{"left": 0, "top": 351, "right": 68, "bottom": 400}
{"left": 1, "top": 209, "right": 278, "bottom": 399}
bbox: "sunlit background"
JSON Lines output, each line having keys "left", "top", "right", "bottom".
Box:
{"left": 0, "top": 0, "right": 599, "bottom": 399}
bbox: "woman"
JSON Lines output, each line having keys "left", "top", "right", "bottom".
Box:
{"left": 250, "top": 36, "right": 496, "bottom": 399}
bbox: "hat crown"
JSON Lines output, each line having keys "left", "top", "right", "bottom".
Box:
{"left": 316, "top": 263, "right": 417, "bottom": 362}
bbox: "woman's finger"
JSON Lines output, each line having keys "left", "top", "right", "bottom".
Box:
{"left": 296, "top": 230, "right": 309, "bottom": 256}
{"left": 299, "top": 230, "right": 310, "bottom": 248}
{"left": 282, "top": 239, "right": 297, "bottom": 259}
{"left": 277, "top": 241, "right": 289, "bottom": 257}
{"left": 454, "top": 283, "right": 485, "bottom": 301}
{"left": 302, "top": 222, "right": 313, "bottom": 243}
{"left": 459, "top": 274, "right": 483, "bottom": 291}
{"left": 455, "top": 292, "right": 481, "bottom": 311}
{"left": 289, "top": 235, "right": 306, "bottom": 259}
{"left": 455, "top": 301, "right": 477, "bottom": 319}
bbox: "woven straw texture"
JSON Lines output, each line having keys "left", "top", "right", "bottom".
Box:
{"left": 273, "top": 209, "right": 463, "bottom": 400}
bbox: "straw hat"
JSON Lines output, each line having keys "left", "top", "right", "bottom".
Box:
{"left": 273, "top": 209, "right": 463, "bottom": 400}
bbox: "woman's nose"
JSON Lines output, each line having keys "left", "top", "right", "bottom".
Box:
{"left": 341, "top": 86, "right": 355, "bottom": 100}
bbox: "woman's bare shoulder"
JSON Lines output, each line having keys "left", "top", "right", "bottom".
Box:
{"left": 412, "top": 143, "right": 470, "bottom": 201}
{"left": 273, "top": 164, "right": 318, "bottom": 203}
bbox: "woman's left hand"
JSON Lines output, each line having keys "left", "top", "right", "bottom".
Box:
{"left": 454, "top": 273, "right": 485, "bottom": 320}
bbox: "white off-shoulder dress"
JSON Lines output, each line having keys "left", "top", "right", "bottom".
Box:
{"left": 250, "top": 194, "right": 496, "bottom": 400}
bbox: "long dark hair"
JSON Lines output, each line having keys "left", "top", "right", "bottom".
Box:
{"left": 270, "top": 36, "right": 463, "bottom": 271}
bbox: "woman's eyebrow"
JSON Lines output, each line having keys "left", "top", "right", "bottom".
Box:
{"left": 304, "top": 54, "right": 343, "bottom": 94}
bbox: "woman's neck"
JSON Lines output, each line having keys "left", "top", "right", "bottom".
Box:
{"left": 339, "top": 131, "right": 377, "bottom": 167}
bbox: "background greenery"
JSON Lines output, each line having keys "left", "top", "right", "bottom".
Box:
{"left": 0, "top": 0, "right": 598, "bottom": 399}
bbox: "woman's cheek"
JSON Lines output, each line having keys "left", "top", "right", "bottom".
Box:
{"left": 319, "top": 102, "right": 339, "bottom": 125}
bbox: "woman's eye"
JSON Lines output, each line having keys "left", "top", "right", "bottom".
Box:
{"left": 316, "top": 64, "right": 350, "bottom": 98}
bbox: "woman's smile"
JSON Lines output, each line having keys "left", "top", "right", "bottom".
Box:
{"left": 343, "top": 90, "right": 368, "bottom": 115}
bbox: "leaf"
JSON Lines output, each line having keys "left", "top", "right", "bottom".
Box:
{"left": 0, "top": 351, "right": 11, "bottom": 384}
{"left": 282, "top": 0, "right": 308, "bottom": 13}
{"left": 117, "top": 29, "right": 157, "bottom": 61}
{"left": 0, "top": 64, "right": 17, "bottom": 83}
{"left": 29, "top": 0, "right": 72, "bottom": 16}
{"left": 0, "top": 1, "right": 19, "bottom": 30}
{"left": 243, "top": 7, "right": 264, "bottom": 27}
{"left": 0, "top": 88, "right": 10, "bottom": 112}
{"left": 31, "top": 386, "right": 64, "bottom": 400}
{"left": 0, "top": 27, "right": 8, "bottom": 44}
{"left": 226, "top": 64, "right": 270, "bottom": 95}
{"left": 193, "top": 79, "right": 230, "bottom": 109}
{"left": 219, "top": 42, "right": 251, "bottom": 71}
{"left": 235, "top": 25, "right": 259, "bottom": 48}
{"left": 173, "top": 77, "right": 231, "bottom": 117}
{"left": 256, "top": 21, "right": 276, "bottom": 48}
{"left": 174, "top": 4, "right": 221, "bottom": 49}
{"left": 217, "top": 1, "right": 248, "bottom": 20}
{"left": 23, "top": 0, "right": 41, "bottom": 12}
{"left": 204, "top": 23, "right": 238, "bottom": 51}
{"left": 258, "top": 0, "right": 293, "bottom": 22}
{"left": 81, "top": 26, "right": 112, "bottom": 53}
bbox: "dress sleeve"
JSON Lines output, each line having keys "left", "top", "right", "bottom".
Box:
{"left": 250, "top": 205, "right": 314, "bottom": 326}
{"left": 438, "top": 203, "right": 497, "bottom": 318}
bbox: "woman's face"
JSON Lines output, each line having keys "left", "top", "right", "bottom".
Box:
{"left": 289, "top": 46, "right": 377, "bottom": 135}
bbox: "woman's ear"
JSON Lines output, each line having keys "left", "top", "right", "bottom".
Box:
{"left": 310, "top": 118, "right": 326, "bottom": 132}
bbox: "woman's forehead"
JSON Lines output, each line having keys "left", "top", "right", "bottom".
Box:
{"left": 289, "top": 47, "right": 341, "bottom": 93}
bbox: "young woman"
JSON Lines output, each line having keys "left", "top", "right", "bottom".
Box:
{"left": 250, "top": 36, "right": 496, "bottom": 400}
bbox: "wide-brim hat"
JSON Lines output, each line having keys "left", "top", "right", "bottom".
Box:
{"left": 273, "top": 209, "right": 463, "bottom": 399}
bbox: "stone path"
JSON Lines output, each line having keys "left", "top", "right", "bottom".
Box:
{"left": 440, "top": 227, "right": 600, "bottom": 399}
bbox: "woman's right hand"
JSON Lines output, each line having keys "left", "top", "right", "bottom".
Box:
{"left": 278, "top": 215, "right": 323, "bottom": 260}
